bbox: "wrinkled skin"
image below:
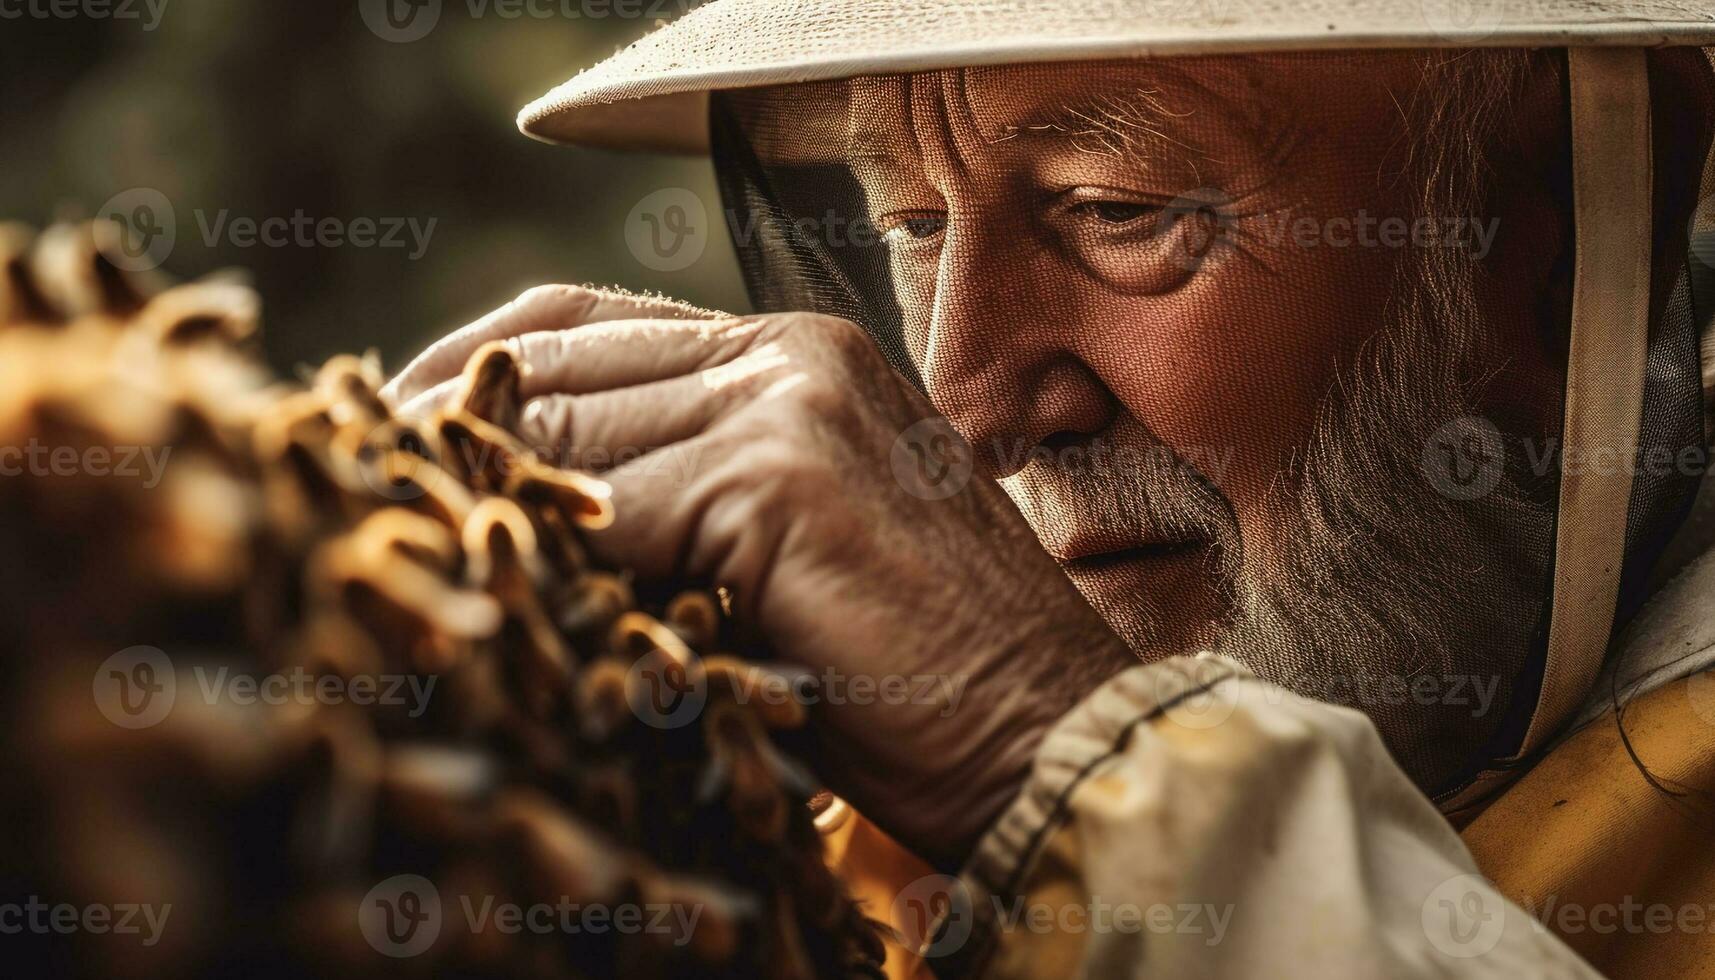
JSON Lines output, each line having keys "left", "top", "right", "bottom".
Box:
{"left": 388, "top": 53, "right": 1572, "bottom": 863}
{"left": 385, "top": 286, "right": 1137, "bottom": 867}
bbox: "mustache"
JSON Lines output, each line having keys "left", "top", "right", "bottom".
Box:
{"left": 994, "top": 419, "right": 1244, "bottom": 565}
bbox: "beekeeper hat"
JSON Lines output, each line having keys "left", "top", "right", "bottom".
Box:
{"left": 517, "top": 0, "right": 1715, "bottom": 152}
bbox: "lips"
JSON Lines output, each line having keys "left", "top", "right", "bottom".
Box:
{"left": 1041, "top": 528, "right": 1203, "bottom": 565}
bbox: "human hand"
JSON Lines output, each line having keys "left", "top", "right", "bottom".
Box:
{"left": 385, "top": 286, "right": 1138, "bottom": 867}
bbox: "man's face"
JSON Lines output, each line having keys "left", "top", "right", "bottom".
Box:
{"left": 728, "top": 52, "right": 1570, "bottom": 788}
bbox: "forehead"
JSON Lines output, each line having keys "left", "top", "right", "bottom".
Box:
{"left": 733, "top": 53, "right": 1432, "bottom": 165}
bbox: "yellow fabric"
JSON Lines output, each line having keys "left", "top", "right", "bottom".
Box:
{"left": 1464, "top": 669, "right": 1715, "bottom": 978}
{"left": 818, "top": 797, "right": 938, "bottom": 980}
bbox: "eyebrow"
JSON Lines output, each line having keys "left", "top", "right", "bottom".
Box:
{"left": 1010, "top": 88, "right": 1190, "bottom": 136}
{"left": 1001, "top": 89, "right": 1210, "bottom": 166}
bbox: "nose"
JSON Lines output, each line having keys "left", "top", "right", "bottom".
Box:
{"left": 918, "top": 212, "right": 1120, "bottom": 479}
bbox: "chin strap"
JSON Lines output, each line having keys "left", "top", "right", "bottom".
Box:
{"left": 1531, "top": 46, "right": 1655, "bottom": 752}
{"left": 1442, "top": 46, "right": 1655, "bottom": 819}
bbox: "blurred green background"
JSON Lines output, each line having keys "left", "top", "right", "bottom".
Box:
{"left": 0, "top": 0, "right": 747, "bottom": 372}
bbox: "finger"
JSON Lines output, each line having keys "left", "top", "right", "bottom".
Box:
{"left": 519, "top": 348, "right": 796, "bottom": 463}
{"left": 394, "top": 375, "right": 464, "bottom": 422}
{"left": 382, "top": 285, "right": 716, "bottom": 408}
{"left": 392, "top": 318, "right": 774, "bottom": 424}
{"left": 512, "top": 317, "right": 766, "bottom": 398}
{"left": 581, "top": 438, "right": 767, "bottom": 588}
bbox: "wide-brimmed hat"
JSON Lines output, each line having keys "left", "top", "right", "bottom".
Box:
{"left": 518, "top": 0, "right": 1715, "bottom": 152}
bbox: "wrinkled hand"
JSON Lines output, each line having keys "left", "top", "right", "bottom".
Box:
{"left": 384, "top": 285, "right": 1138, "bottom": 867}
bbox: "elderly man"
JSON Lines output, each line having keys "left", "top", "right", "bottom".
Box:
{"left": 386, "top": 2, "right": 1715, "bottom": 976}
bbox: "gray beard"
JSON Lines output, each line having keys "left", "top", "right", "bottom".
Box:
{"left": 1217, "top": 264, "right": 1555, "bottom": 792}
{"left": 1027, "top": 253, "right": 1556, "bottom": 793}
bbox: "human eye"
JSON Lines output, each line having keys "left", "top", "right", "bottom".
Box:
{"left": 1048, "top": 186, "right": 1228, "bottom": 294}
{"left": 876, "top": 210, "right": 949, "bottom": 247}
{"left": 1066, "top": 198, "right": 1164, "bottom": 227}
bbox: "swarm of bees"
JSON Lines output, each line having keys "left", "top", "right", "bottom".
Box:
{"left": 0, "top": 221, "right": 885, "bottom": 979}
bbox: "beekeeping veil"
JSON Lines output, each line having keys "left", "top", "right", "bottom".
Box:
{"left": 520, "top": 1, "right": 1715, "bottom": 813}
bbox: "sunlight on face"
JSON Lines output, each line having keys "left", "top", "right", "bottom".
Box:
{"left": 829, "top": 56, "right": 1452, "bottom": 652}
{"left": 725, "top": 52, "right": 1569, "bottom": 789}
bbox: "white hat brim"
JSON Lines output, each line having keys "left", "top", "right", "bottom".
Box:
{"left": 517, "top": 0, "right": 1715, "bottom": 153}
